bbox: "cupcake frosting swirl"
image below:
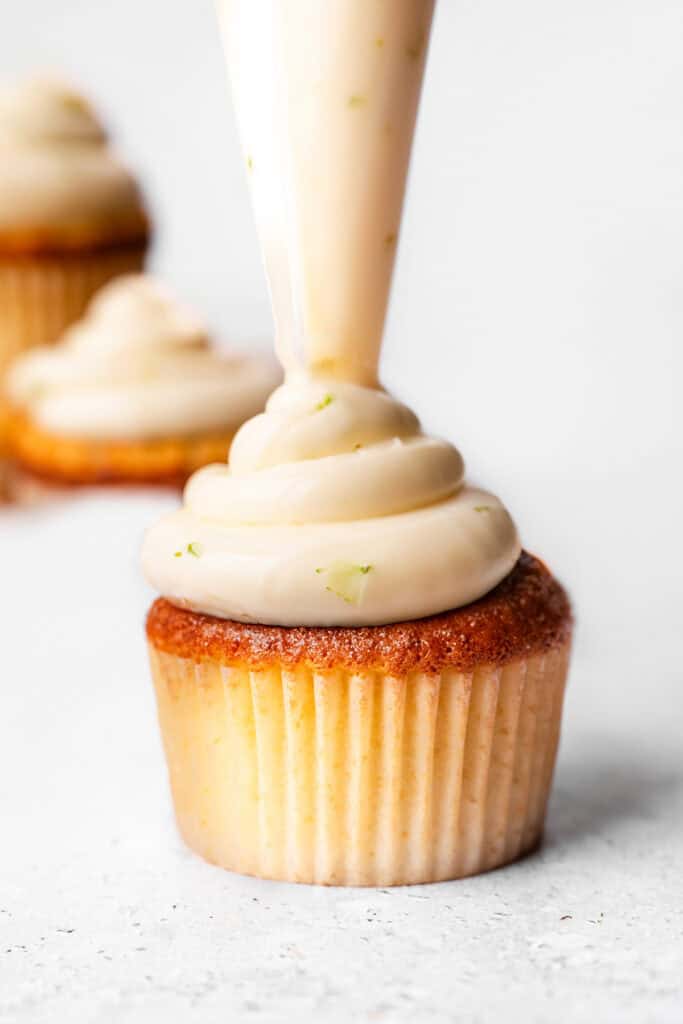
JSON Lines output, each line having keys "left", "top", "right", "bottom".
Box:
{"left": 7, "top": 275, "right": 279, "bottom": 441}
{"left": 0, "top": 78, "right": 147, "bottom": 245}
{"left": 141, "top": 376, "right": 520, "bottom": 626}
{"left": 0, "top": 78, "right": 107, "bottom": 145}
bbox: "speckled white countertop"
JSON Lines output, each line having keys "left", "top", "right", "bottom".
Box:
{"left": 1, "top": 489, "right": 682, "bottom": 1024}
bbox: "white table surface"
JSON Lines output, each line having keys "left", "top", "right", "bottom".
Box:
{"left": 1, "top": 487, "right": 682, "bottom": 1024}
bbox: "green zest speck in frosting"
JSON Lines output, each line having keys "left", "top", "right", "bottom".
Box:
{"left": 314, "top": 393, "right": 334, "bottom": 412}
{"left": 174, "top": 542, "right": 204, "bottom": 558}
{"left": 315, "top": 562, "right": 373, "bottom": 606}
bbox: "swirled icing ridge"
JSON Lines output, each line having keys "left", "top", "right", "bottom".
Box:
{"left": 142, "top": 378, "right": 520, "bottom": 626}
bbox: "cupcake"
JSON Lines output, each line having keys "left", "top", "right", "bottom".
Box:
{"left": 142, "top": 0, "right": 572, "bottom": 886}
{"left": 4, "top": 274, "right": 279, "bottom": 487}
{"left": 0, "top": 77, "right": 150, "bottom": 378}
{"left": 143, "top": 381, "right": 571, "bottom": 886}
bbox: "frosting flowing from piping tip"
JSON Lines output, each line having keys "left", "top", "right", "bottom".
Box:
{"left": 141, "top": 1, "right": 520, "bottom": 626}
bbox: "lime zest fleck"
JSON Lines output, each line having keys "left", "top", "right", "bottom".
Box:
{"left": 174, "top": 550, "right": 183, "bottom": 558}
{"left": 348, "top": 94, "right": 366, "bottom": 109}
{"left": 474, "top": 505, "right": 492, "bottom": 513}
{"left": 325, "top": 585, "right": 354, "bottom": 605}
{"left": 314, "top": 393, "right": 334, "bottom": 412}
{"left": 187, "top": 541, "right": 203, "bottom": 557}
{"left": 316, "top": 563, "right": 374, "bottom": 606}
{"left": 246, "top": 155, "right": 254, "bottom": 172}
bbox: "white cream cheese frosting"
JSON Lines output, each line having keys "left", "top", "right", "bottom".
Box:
{"left": 141, "top": 0, "right": 521, "bottom": 626}
{"left": 0, "top": 78, "right": 147, "bottom": 242}
{"left": 142, "top": 376, "right": 519, "bottom": 626}
{"left": 7, "top": 275, "right": 280, "bottom": 440}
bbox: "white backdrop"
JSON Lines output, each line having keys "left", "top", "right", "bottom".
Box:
{"left": 2, "top": 4, "right": 682, "bottom": 1022}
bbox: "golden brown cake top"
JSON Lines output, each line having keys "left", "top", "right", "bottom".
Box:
{"left": 146, "top": 552, "right": 572, "bottom": 674}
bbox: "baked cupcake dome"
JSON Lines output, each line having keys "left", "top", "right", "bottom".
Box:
{"left": 0, "top": 78, "right": 150, "bottom": 375}
{"left": 142, "top": 376, "right": 571, "bottom": 886}
{"left": 4, "top": 274, "right": 279, "bottom": 486}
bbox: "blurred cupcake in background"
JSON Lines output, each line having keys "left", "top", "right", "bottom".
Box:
{"left": 4, "top": 274, "right": 279, "bottom": 490}
{"left": 0, "top": 77, "right": 151, "bottom": 378}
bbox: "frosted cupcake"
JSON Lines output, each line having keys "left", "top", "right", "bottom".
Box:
{"left": 142, "top": 0, "right": 572, "bottom": 886}
{"left": 0, "top": 78, "right": 150, "bottom": 378}
{"left": 5, "top": 274, "right": 279, "bottom": 487}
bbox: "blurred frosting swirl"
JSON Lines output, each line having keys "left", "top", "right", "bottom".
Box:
{"left": 7, "top": 274, "right": 279, "bottom": 440}
{"left": 0, "top": 77, "right": 148, "bottom": 245}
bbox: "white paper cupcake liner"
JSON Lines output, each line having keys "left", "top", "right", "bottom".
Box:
{"left": 148, "top": 640, "right": 570, "bottom": 886}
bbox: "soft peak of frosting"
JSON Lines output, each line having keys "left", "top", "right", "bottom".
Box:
{"left": 186, "top": 378, "right": 465, "bottom": 525}
{"left": 0, "top": 78, "right": 107, "bottom": 147}
{"left": 229, "top": 377, "right": 420, "bottom": 473}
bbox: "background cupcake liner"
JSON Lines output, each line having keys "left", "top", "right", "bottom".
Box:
{"left": 148, "top": 640, "right": 571, "bottom": 887}
{"left": 0, "top": 244, "right": 146, "bottom": 378}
